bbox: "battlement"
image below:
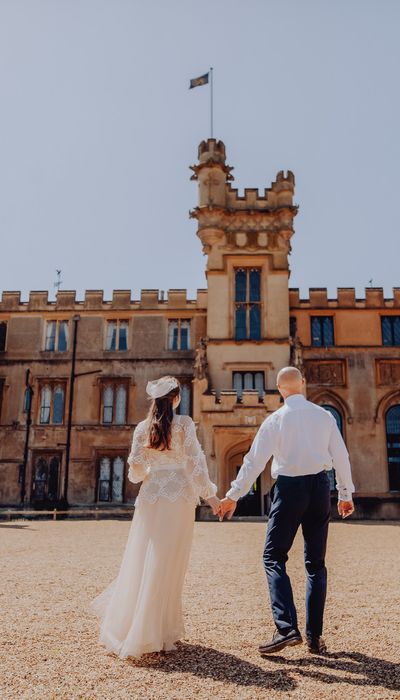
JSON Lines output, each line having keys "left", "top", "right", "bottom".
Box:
{"left": 197, "top": 138, "right": 227, "bottom": 165}
{"left": 289, "top": 287, "right": 400, "bottom": 309}
{"left": 226, "top": 170, "right": 295, "bottom": 211}
{"left": 0, "top": 289, "right": 208, "bottom": 313}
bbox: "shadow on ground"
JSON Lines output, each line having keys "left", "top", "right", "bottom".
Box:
{"left": 266, "top": 651, "right": 400, "bottom": 692}
{"left": 0, "top": 523, "right": 36, "bottom": 530}
{"left": 129, "top": 643, "right": 297, "bottom": 692}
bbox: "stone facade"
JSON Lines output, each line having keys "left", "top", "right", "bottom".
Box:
{"left": 0, "top": 139, "right": 399, "bottom": 518}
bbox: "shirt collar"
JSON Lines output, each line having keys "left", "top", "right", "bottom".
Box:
{"left": 284, "top": 393, "right": 306, "bottom": 405}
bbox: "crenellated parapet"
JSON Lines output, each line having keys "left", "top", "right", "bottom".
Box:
{"left": 0, "top": 288, "right": 208, "bottom": 313}
{"left": 289, "top": 287, "right": 400, "bottom": 309}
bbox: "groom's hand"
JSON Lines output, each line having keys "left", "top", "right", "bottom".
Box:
{"left": 338, "top": 500, "right": 355, "bottom": 519}
{"left": 219, "top": 497, "right": 237, "bottom": 521}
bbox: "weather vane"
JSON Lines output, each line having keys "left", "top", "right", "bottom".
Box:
{"left": 54, "top": 269, "right": 63, "bottom": 293}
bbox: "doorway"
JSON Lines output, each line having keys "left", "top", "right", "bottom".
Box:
{"left": 32, "top": 452, "right": 61, "bottom": 507}
{"left": 234, "top": 466, "right": 262, "bottom": 516}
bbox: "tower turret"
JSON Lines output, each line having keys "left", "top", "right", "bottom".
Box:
{"left": 190, "top": 138, "right": 234, "bottom": 208}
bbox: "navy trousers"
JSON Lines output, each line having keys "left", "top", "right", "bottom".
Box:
{"left": 263, "top": 470, "right": 331, "bottom": 637}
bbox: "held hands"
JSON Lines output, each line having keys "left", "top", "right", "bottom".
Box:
{"left": 338, "top": 500, "right": 355, "bottom": 519}
{"left": 206, "top": 496, "right": 237, "bottom": 520}
{"left": 206, "top": 496, "right": 222, "bottom": 517}
{"left": 218, "top": 497, "right": 237, "bottom": 521}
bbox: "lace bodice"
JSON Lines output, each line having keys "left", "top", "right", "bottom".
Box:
{"left": 127, "top": 414, "right": 217, "bottom": 505}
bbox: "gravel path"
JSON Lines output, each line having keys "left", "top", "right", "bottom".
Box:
{"left": 1, "top": 519, "right": 399, "bottom": 700}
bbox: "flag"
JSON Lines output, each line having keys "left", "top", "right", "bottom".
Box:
{"left": 189, "top": 73, "right": 209, "bottom": 89}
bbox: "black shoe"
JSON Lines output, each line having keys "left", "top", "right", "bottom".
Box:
{"left": 259, "top": 628, "right": 303, "bottom": 655}
{"left": 306, "top": 633, "right": 327, "bottom": 654}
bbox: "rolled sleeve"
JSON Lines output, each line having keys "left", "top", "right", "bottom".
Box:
{"left": 328, "top": 418, "right": 355, "bottom": 501}
{"left": 226, "top": 417, "right": 277, "bottom": 501}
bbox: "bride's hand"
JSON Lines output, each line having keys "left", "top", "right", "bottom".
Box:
{"left": 206, "top": 495, "right": 221, "bottom": 517}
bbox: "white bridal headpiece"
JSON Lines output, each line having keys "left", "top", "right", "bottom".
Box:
{"left": 146, "top": 376, "right": 179, "bottom": 400}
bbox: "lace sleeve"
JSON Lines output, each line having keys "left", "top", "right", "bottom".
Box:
{"left": 182, "top": 417, "right": 217, "bottom": 501}
{"left": 127, "top": 422, "right": 149, "bottom": 483}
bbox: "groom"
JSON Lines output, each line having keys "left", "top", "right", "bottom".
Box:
{"left": 219, "top": 367, "right": 355, "bottom": 655}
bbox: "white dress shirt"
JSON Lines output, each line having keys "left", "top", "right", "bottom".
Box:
{"left": 226, "top": 394, "right": 355, "bottom": 503}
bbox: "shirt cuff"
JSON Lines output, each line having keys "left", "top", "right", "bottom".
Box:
{"left": 226, "top": 488, "right": 241, "bottom": 502}
{"left": 338, "top": 489, "right": 353, "bottom": 502}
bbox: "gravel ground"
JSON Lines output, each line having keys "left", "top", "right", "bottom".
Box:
{"left": 1, "top": 518, "right": 399, "bottom": 700}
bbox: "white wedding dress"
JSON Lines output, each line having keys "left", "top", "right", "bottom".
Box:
{"left": 91, "top": 414, "right": 217, "bottom": 659}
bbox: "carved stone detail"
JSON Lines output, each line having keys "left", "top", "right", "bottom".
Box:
{"left": 377, "top": 361, "right": 400, "bottom": 385}
{"left": 194, "top": 337, "right": 209, "bottom": 381}
{"left": 305, "top": 360, "right": 345, "bottom": 386}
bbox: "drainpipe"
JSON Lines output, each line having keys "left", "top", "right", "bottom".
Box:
{"left": 63, "top": 314, "right": 80, "bottom": 506}
{"left": 20, "top": 369, "right": 33, "bottom": 504}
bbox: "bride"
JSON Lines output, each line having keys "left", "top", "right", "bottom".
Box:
{"left": 91, "top": 376, "right": 220, "bottom": 659}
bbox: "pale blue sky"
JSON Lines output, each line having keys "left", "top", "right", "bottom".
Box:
{"left": 0, "top": 0, "right": 399, "bottom": 301}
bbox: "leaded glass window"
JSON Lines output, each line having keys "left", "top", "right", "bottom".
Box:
{"left": 102, "top": 382, "right": 128, "bottom": 425}
{"left": 0, "top": 322, "right": 7, "bottom": 351}
{"left": 232, "top": 371, "right": 265, "bottom": 399}
{"left": 112, "top": 457, "right": 124, "bottom": 502}
{"left": 52, "top": 386, "right": 64, "bottom": 424}
{"left": 234, "top": 268, "right": 262, "bottom": 340}
{"left": 32, "top": 454, "right": 60, "bottom": 503}
{"left": 115, "top": 385, "right": 127, "bottom": 425}
{"left": 167, "top": 320, "right": 191, "bottom": 350}
{"left": 58, "top": 322, "right": 68, "bottom": 351}
{"left": 105, "top": 320, "right": 129, "bottom": 351}
{"left": 98, "top": 457, "right": 111, "bottom": 501}
{"left": 381, "top": 316, "right": 400, "bottom": 347}
{"left": 98, "top": 455, "right": 126, "bottom": 502}
{"left": 45, "top": 321, "right": 68, "bottom": 351}
{"left": 102, "top": 385, "right": 114, "bottom": 424}
{"left": 39, "top": 384, "right": 64, "bottom": 424}
{"left": 177, "top": 383, "right": 191, "bottom": 416}
{"left": 45, "top": 322, "right": 57, "bottom": 351}
{"left": 39, "top": 386, "right": 52, "bottom": 424}
{"left": 386, "top": 405, "right": 400, "bottom": 491}
{"left": 311, "top": 317, "right": 334, "bottom": 347}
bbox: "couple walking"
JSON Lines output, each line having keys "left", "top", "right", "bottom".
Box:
{"left": 91, "top": 367, "right": 354, "bottom": 659}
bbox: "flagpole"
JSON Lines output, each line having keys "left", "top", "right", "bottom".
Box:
{"left": 210, "top": 67, "right": 214, "bottom": 138}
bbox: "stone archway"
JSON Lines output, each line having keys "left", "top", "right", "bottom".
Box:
{"left": 225, "top": 439, "right": 273, "bottom": 517}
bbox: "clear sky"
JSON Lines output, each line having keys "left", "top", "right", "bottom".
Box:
{"left": 0, "top": 0, "right": 399, "bottom": 301}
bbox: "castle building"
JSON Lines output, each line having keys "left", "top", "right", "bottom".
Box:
{"left": 1, "top": 139, "right": 399, "bottom": 518}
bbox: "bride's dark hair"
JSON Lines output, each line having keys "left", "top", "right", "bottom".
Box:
{"left": 146, "top": 377, "right": 181, "bottom": 450}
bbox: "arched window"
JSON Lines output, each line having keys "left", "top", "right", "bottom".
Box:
{"left": 97, "top": 455, "right": 125, "bottom": 502}
{"left": 322, "top": 404, "right": 344, "bottom": 491}
{"left": 386, "top": 405, "right": 400, "bottom": 491}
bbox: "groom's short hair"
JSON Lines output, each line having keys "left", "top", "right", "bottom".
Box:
{"left": 277, "top": 366, "right": 303, "bottom": 387}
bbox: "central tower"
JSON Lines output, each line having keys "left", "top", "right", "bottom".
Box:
{"left": 190, "top": 139, "right": 297, "bottom": 513}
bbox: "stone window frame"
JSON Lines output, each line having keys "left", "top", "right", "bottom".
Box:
{"left": 37, "top": 380, "right": 67, "bottom": 425}
{"left": 0, "top": 321, "right": 7, "bottom": 352}
{"left": 380, "top": 314, "right": 400, "bottom": 347}
{"left": 104, "top": 319, "right": 130, "bottom": 352}
{"left": 232, "top": 370, "right": 265, "bottom": 399}
{"left": 95, "top": 450, "right": 128, "bottom": 503}
{"left": 233, "top": 267, "right": 262, "bottom": 341}
{"left": 310, "top": 315, "right": 335, "bottom": 347}
{"left": 99, "top": 378, "right": 130, "bottom": 426}
{"left": 167, "top": 319, "right": 192, "bottom": 351}
{"left": 43, "top": 319, "right": 69, "bottom": 352}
